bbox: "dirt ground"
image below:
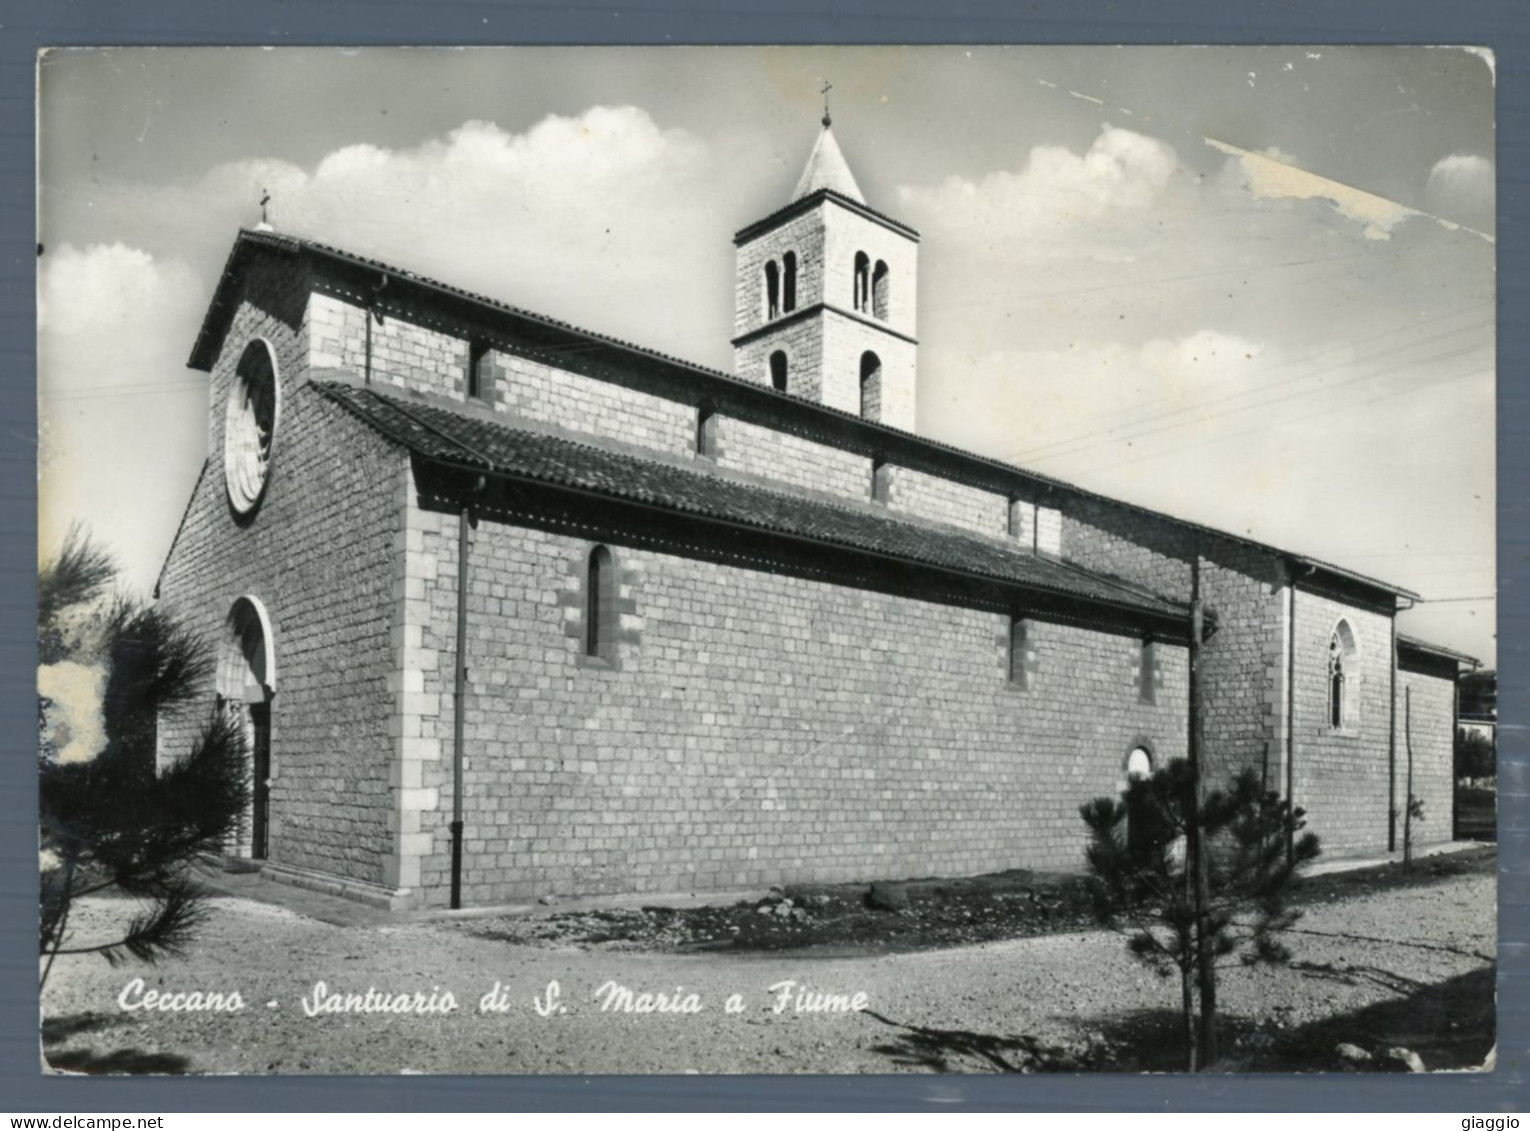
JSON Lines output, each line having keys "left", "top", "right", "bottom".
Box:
{"left": 38, "top": 848, "right": 1496, "bottom": 1076}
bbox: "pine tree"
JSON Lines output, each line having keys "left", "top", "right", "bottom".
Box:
{"left": 1079, "top": 762, "right": 1320, "bottom": 1070}
{"left": 38, "top": 529, "right": 249, "bottom": 990}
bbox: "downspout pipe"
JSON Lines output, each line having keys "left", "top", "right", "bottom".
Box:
{"left": 364, "top": 274, "right": 389, "bottom": 387}
{"left": 450, "top": 474, "right": 487, "bottom": 910}
{"left": 1286, "top": 561, "right": 1317, "bottom": 865}
{"left": 1390, "top": 595, "right": 1415, "bottom": 850}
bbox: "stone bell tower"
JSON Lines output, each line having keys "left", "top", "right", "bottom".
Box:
{"left": 730, "top": 108, "right": 919, "bottom": 431}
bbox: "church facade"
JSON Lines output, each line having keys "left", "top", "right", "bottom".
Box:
{"left": 155, "top": 118, "right": 1474, "bottom": 909}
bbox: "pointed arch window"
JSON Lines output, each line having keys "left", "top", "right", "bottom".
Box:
{"left": 782, "top": 251, "right": 798, "bottom": 313}
{"left": 872, "top": 260, "right": 890, "bottom": 320}
{"left": 764, "top": 260, "right": 781, "bottom": 320}
{"left": 769, "top": 350, "right": 789, "bottom": 393}
{"left": 1328, "top": 620, "right": 1359, "bottom": 730}
{"left": 853, "top": 251, "right": 870, "bottom": 312}
{"left": 860, "top": 350, "right": 883, "bottom": 422}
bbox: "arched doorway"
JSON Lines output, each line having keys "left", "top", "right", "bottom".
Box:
{"left": 218, "top": 596, "right": 276, "bottom": 860}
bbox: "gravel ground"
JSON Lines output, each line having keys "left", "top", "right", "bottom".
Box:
{"left": 38, "top": 856, "right": 1495, "bottom": 1076}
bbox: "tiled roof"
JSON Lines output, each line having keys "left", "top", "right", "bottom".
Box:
{"left": 191, "top": 229, "right": 1416, "bottom": 603}
{"left": 318, "top": 382, "right": 1187, "bottom": 622}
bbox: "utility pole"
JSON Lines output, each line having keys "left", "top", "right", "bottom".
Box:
{"left": 1189, "top": 553, "right": 1217, "bottom": 1068}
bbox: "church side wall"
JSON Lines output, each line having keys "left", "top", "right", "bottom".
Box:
{"left": 1061, "top": 500, "right": 1288, "bottom": 792}
{"left": 157, "top": 269, "right": 406, "bottom": 889}
{"left": 1397, "top": 663, "right": 1457, "bottom": 850}
{"left": 885, "top": 466, "right": 1008, "bottom": 539}
{"left": 404, "top": 514, "right": 1188, "bottom": 907}
{"left": 714, "top": 415, "right": 870, "bottom": 500}
{"left": 492, "top": 351, "right": 697, "bottom": 456}
{"left": 1290, "top": 590, "right": 1395, "bottom": 857}
{"left": 310, "top": 292, "right": 467, "bottom": 399}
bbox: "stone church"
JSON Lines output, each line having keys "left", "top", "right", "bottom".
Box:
{"left": 156, "top": 115, "right": 1476, "bottom": 909}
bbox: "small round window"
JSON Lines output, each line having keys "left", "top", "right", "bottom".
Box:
{"left": 224, "top": 339, "right": 280, "bottom": 514}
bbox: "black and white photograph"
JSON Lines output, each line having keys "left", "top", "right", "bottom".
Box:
{"left": 35, "top": 45, "right": 1496, "bottom": 1076}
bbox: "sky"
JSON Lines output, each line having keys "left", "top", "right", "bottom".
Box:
{"left": 36, "top": 46, "right": 1497, "bottom": 664}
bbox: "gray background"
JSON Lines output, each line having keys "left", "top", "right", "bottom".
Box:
{"left": 1, "top": 0, "right": 1522, "bottom": 1112}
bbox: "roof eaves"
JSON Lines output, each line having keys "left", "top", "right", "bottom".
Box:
{"left": 1397, "top": 633, "right": 1481, "bottom": 668}
{"left": 318, "top": 383, "right": 1185, "bottom": 623}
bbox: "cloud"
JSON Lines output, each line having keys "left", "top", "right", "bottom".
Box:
{"left": 95, "top": 107, "right": 736, "bottom": 358}
{"left": 897, "top": 125, "right": 1180, "bottom": 250}
{"left": 38, "top": 242, "right": 200, "bottom": 337}
{"left": 1425, "top": 153, "right": 1494, "bottom": 231}
{"left": 919, "top": 329, "right": 1271, "bottom": 468}
{"left": 39, "top": 243, "right": 208, "bottom": 594}
{"left": 38, "top": 107, "right": 749, "bottom": 593}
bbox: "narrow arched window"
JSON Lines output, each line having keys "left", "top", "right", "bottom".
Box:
{"left": 1328, "top": 620, "right": 1359, "bottom": 729}
{"left": 769, "top": 350, "right": 789, "bottom": 393}
{"left": 585, "top": 545, "right": 614, "bottom": 659}
{"left": 1008, "top": 616, "right": 1030, "bottom": 689}
{"left": 853, "top": 251, "right": 870, "bottom": 311}
{"left": 1139, "top": 639, "right": 1158, "bottom": 705}
{"left": 860, "top": 350, "right": 883, "bottom": 421}
{"left": 1124, "top": 746, "right": 1157, "bottom": 857}
{"left": 764, "top": 260, "right": 780, "bottom": 320}
{"left": 467, "top": 341, "right": 491, "bottom": 402}
{"left": 782, "top": 251, "right": 798, "bottom": 313}
{"left": 695, "top": 400, "right": 717, "bottom": 458}
{"left": 871, "top": 455, "right": 891, "bottom": 504}
{"left": 872, "top": 260, "right": 890, "bottom": 320}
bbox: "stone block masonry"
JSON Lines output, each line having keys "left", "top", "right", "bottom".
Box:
{"left": 1397, "top": 664, "right": 1457, "bottom": 851}
{"left": 158, "top": 264, "right": 408, "bottom": 890}
{"left": 404, "top": 508, "right": 1189, "bottom": 907}
{"left": 1289, "top": 589, "right": 1396, "bottom": 858}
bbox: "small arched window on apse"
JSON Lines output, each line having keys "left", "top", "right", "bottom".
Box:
{"left": 585, "top": 545, "right": 616, "bottom": 661}
{"left": 860, "top": 351, "right": 883, "bottom": 422}
{"left": 769, "top": 350, "right": 789, "bottom": 394}
{"left": 695, "top": 400, "right": 718, "bottom": 458}
{"left": 872, "top": 260, "right": 890, "bottom": 321}
{"left": 782, "top": 251, "right": 798, "bottom": 313}
{"left": 764, "top": 260, "right": 781, "bottom": 320}
{"left": 1123, "top": 746, "right": 1157, "bottom": 856}
{"left": 853, "top": 251, "right": 871, "bottom": 312}
{"left": 1328, "top": 619, "right": 1359, "bottom": 729}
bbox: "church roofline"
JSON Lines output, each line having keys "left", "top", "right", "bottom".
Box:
{"left": 732, "top": 188, "right": 920, "bottom": 245}
{"left": 317, "top": 380, "right": 1191, "bottom": 632}
{"left": 187, "top": 227, "right": 1419, "bottom": 605}
{"left": 1397, "top": 633, "right": 1481, "bottom": 669}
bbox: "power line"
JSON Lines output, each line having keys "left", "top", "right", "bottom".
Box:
{"left": 1065, "top": 342, "right": 1491, "bottom": 478}
{"left": 996, "top": 305, "right": 1491, "bottom": 466}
